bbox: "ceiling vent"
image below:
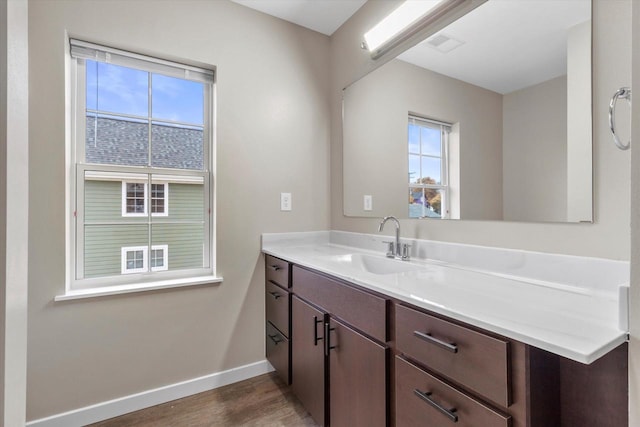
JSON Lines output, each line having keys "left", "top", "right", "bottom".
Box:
{"left": 424, "top": 33, "right": 465, "bottom": 53}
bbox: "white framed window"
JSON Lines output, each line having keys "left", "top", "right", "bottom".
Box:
{"left": 408, "top": 115, "right": 451, "bottom": 219}
{"left": 151, "top": 183, "right": 168, "bottom": 216}
{"left": 121, "top": 181, "right": 168, "bottom": 217}
{"left": 69, "top": 39, "right": 215, "bottom": 290}
{"left": 121, "top": 246, "right": 148, "bottom": 274}
{"left": 150, "top": 244, "right": 169, "bottom": 272}
{"left": 122, "top": 182, "right": 147, "bottom": 217}
{"left": 121, "top": 245, "right": 168, "bottom": 274}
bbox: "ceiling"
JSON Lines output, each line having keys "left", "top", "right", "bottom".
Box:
{"left": 231, "top": 0, "right": 591, "bottom": 94}
{"left": 230, "top": 0, "right": 367, "bottom": 36}
{"left": 398, "top": 0, "right": 591, "bottom": 94}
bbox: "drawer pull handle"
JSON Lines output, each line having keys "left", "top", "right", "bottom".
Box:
{"left": 268, "top": 333, "right": 283, "bottom": 345}
{"left": 313, "top": 316, "right": 324, "bottom": 345}
{"left": 267, "top": 265, "right": 281, "bottom": 271}
{"left": 414, "top": 331, "right": 458, "bottom": 353}
{"left": 414, "top": 389, "right": 458, "bottom": 423}
{"left": 268, "top": 291, "right": 282, "bottom": 300}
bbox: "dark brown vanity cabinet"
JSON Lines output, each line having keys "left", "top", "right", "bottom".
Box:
{"left": 291, "top": 266, "right": 388, "bottom": 427}
{"left": 264, "top": 255, "right": 291, "bottom": 385}
{"left": 265, "top": 256, "right": 628, "bottom": 427}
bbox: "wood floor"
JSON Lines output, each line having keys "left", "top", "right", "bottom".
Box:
{"left": 89, "top": 373, "right": 318, "bottom": 426}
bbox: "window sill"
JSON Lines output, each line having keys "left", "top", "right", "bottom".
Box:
{"left": 55, "top": 275, "right": 223, "bottom": 301}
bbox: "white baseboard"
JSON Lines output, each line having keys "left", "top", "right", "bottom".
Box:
{"left": 26, "top": 360, "right": 274, "bottom": 427}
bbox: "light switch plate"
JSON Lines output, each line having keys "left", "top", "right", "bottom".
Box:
{"left": 364, "top": 195, "right": 373, "bottom": 211}
{"left": 281, "top": 192, "right": 292, "bottom": 211}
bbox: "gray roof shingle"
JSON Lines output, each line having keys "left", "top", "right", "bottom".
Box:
{"left": 85, "top": 116, "right": 204, "bottom": 170}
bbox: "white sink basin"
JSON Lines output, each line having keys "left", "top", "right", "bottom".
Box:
{"left": 330, "top": 253, "right": 427, "bottom": 275}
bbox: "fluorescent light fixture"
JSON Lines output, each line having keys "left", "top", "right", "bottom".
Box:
{"left": 364, "top": 0, "right": 444, "bottom": 52}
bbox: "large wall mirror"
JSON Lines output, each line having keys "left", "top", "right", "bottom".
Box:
{"left": 343, "top": 0, "right": 592, "bottom": 223}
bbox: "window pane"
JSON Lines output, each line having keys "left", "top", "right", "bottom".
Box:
{"left": 409, "top": 155, "right": 421, "bottom": 184}
{"left": 152, "top": 74, "right": 204, "bottom": 125}
{"left": 408, "top": 188, "right": 444, "bottom": 219}
{"left": 152, "top": 224, "right": 206, "bottom": 271}
{"left": 91, "top": 61, "right": 149, "bottom": 117}
{"left": 151, "top": 249, "right": 164, "bottom": 268}
{"left": 83, "top": 224, "right": 148, "bottom": 278}
{"left": 421, "top": 157, "right": 441, "bottom": 184}
{"left": 151, "top": 183, "right": 166, "bottom": 214}
{"left": 85, "top": 116, "right": 149, "bottom": 166}
{"left": 151, "top": 122, "right": 204, "bottom": 170}
{"left": 126, "top": 183, "right": 146, "bottom": 214}
{"left": 408, "top": 124, "right": 420, "bottom": 154}
{"left": 86, "top": 60, "right": 98, "bottom": 111}
{"left": 421, "top": 126, "right": 441, "bottom": 156}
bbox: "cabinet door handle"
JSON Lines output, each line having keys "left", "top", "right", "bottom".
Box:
{"left": 267, "top": 265, "right": 281, "bottom": 271}
{"left": 413, "top": 330, "right": 458, "bottom": 353}
{"left": 268, "top": 333, "right": 283, "bottom": 345}
{"left": 268, "top": 291, "right": 282, "bottom": 300}
{"left": 313, "top": 316, "right": 323, "bottom": 345}
{"left": 324, "top": 322, "right": 336, "bottom": 356}
{"left": 414, "top": 389, "right": 458, "bottom": 423}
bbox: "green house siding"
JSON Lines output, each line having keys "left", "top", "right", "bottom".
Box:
{"left": 153, "top": 224, "right": 204, "bottom": 270}
{"left": 84, "top": 225, "right": 148, "bottom": 278}
{"left": 85, "top": 180, "right": 204, "bottom": 222}
{"left": 83, "top": 179, "right": 205, "bottom": 278}
{"left": 85, "top": 180, "right": 123, "bottom": 222}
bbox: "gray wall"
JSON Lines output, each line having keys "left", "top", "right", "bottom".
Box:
{"left": 502, "top": 76, "right": 567, "bottom": 222}
{"left": 330, "top": 0, "right": 631, "bottom": 260}
{"left": 343, "top": 59, "right": 503, "bottom": 220}
{"left": 28, "top": 0, "right": 330, "bottom": 420}
{"left": 0, "top": 0, "right": 7, "bottom": 420}
{"left": 629, "top": 2, "right": 639, "bottom": 426}
{"left": 2, "top": 0, "right": 29, "bottom": 424}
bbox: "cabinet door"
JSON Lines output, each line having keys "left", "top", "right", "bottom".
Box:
{"left": 329, "top": 317, "right": 388, "bottom": 427}
{"left": 291, "top": 296, "right": 326, "bottom": 426}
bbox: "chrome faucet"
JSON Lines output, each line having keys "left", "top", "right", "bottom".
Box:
{"left": 378, "top": 216, "right": 410, "bottom": 260}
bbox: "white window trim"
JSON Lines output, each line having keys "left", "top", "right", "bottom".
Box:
{"left": 122, "top": 181, "right": 148, "bottom": 217}
{"left": 121, "top": 246, "right": 148, "bottom": 274}
{"left": 151, "top": 182, "right": 169, "bottom": 217}
{"left": 150, "top": 244, "right": 169, "bottom": 272}
{"left": 65, "top": 38, "right": 219, "bottom": 295}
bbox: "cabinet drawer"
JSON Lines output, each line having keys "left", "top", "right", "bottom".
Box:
{"left": 266, "top": 280, "right": 290, "bottom": 337}
{"left": 292, "top": 266, "right": 387, "bottom": 343}
{"left": 396, "top": 304, "right": 510, "bottom": 407}
{"left": 266, "top": 321, "right": 290, "bottom": 385}
{"left": 396, "top": 356, "right": 511, "bottom": 427}
{"left": 265, "top": 255, "right": 290, "bottom": 288}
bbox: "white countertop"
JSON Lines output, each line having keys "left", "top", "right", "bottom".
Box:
{"left": 262, "top": 231, "right": 629, "bottom": 364}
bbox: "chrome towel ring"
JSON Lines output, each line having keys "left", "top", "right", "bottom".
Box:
{"left": 609, "top": 87, "right": 631, "bottom": 150}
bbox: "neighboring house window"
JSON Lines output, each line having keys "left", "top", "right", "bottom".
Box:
{"left": 123, "top": 182, "right": 147, "bottom": 216}
{"left": 121, "top": 245, "right": 168, "bottom": 274}
{"left": 408, "top": 115, "right": 451, "bottom": 219}
{"left": 121, "top": 246, "right": 147, "bottom": 274}
{"left": 151, "top": 183, "right": 168, "bottom": 215}
{"left": 121, "top": 182, "right": 168, "bottom": 217}
{"left": 150, "top": 244, "right": 169, "bottom": 271}
{"left": 70, "top": 39, "right": 214, "bottom": 289}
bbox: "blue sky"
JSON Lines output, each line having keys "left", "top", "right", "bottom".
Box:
{"left": 86, "top": 60, "right": 204, "bottom": 125}
{"left": 408, "top": 123, "right": 441, "bottom": 184}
